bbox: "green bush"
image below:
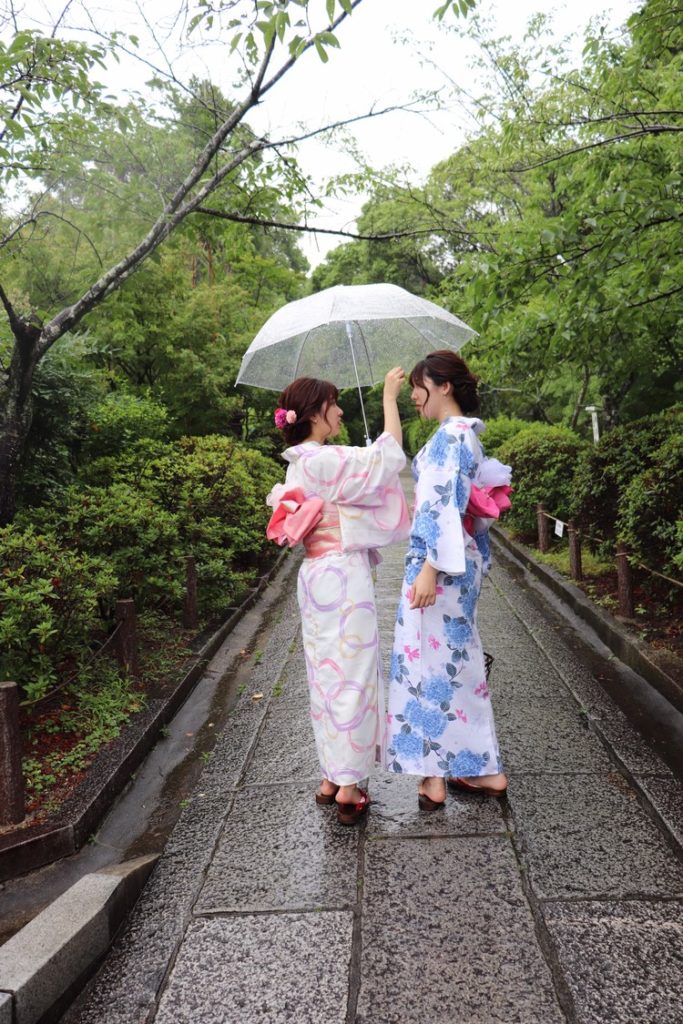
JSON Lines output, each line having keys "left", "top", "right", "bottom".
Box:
{"left": 83, "top": 390, "right": 169, "bottom": 460}
{"left": 29, "top": 435, "right": 281, "bottom": 616}
{"left": 28, "top": 483, "right": 182, "bottom": 610}
{"left": 139, "top": 436, "right": 281, "bottom": 614}
{"left": 571, "top": 406, "right": 682, "bottom": 545}
{"left": 617, "top": 434, "right": 683, "bottom": 580}
{"left": 497, "top": 424, "right": 590, "bottom": 537}
{"left": 0, "top": 525, "right": 118, "bottom": 701}
{"left": 403, "top": 417, "right": 438, "bottom": 456}
{"left": 481, "top": 416, "right": 529, "bottom": 456}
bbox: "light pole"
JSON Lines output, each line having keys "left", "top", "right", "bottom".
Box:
{"left": 585, "top": 405, "right": 601, "bottom": 444}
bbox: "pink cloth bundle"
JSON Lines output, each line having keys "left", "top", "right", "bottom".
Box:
{"left": 463, "top": 483, "right": 513, "bottom": 537}
{"left": 266, "top": 488, "right": 324, "bottom": 548}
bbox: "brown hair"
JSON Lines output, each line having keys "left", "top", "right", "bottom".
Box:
{"left": 277, "top": 377, "right": 339, "bottom": 445}
{"left": 409, "top": 350, "right": 479, "bottom": 414}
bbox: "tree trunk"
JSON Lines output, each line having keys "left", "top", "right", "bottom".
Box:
{"left": 570, "top": 365, "right": 591, "bottom": 431}
{"left": 0, "top": 326, "right": 41, "bottom": 525}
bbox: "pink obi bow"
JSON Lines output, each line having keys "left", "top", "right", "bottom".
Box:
{"left": 463, "top": 483, "right": 513, "bottom": 536}
{"left": 266, "top": 489, "right": 324, "bottom": 548}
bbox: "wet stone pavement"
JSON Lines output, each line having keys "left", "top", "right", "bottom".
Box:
{"left": 65, "top": 537, "right": 683, "bottom": 1024}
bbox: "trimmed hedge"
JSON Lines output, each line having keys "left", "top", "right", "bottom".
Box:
{"left": 481, "top": 416, "right": 529, "bottom": 456}
{"left": 7, "top": 437, "right": 282, "bottom": 696}
{"left": 497, "top": 423, "right": 590, "bottom": 537}
{"left": 617, "top": 433, "right": 683, "bottom": 580}
{"left": 570, "top": 406, "right": 683, "bottom": 546}
{"left": 26, "top": 436, "right": 281, "bottom": 616}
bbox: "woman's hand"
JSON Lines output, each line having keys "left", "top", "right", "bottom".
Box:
{"left": 382, "top": 366, "right": 405, "bottom": 445}
{"left": 409, "top": 562, "right": 438, "bottom": 609}
{"left": 383, "top": 366, "right": 405, "bottom": 400}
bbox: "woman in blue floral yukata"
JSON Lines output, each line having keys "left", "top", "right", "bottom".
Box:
{"left": 386, "top": 350, "right": 511, "bottom": 809}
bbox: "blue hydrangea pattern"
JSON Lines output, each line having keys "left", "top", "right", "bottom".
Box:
{"left": 391, "top": 730, "right": 423, "bottom": 761}
{"left": 422, "top": 675, "right": 453, "bottom": 704}
{"left": 447, "top": 749, "right": 490, "bottom": 777}
{"left": 413, "top": 509, "right": 441, "bottom": 551}
{"left": 428, "top": 429, "right": 451, "bottom": 467}
{"left": 444, "top": 616, "right": 472, "bottom": 647}
{"left": 387, "top": 416, "right": 504, "bottom": 781}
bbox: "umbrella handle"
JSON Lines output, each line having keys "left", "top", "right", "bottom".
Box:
{"left": 345, "top": 321, "right": 371, "bottom": 445}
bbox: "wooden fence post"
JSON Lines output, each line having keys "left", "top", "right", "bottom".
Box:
{"left": 537, "top": 503, "right": 550, "bottom": 553}
{"left": 115, "top": 598, "right": 139, "bottom": 677}
{"left": 568, "top": 520, "right": 583, "bottom": 581}
{"left": 616, "top": 545, "right": 635, "bottom": 618}
{"left": 183, "top": 555, "right": 199, "bottom": 630}
{"left": 0, "top": 681, "right": 26, "bottom": 826}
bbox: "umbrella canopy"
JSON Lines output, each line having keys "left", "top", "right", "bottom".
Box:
{"left": 236, "top": 283, "right": 476, "bottom": 392}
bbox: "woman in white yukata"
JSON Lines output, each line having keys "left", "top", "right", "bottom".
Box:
{"left": 386, "top": 350, "right": 510, "bottom": 810}
{"left": 266, "top": 370, "right": 410, "bottom": 825}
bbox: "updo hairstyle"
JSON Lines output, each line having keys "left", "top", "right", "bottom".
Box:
{"left": 409, "top": 350, "right": 479, "bottom": 414}
{"left": 277, "top": 377, "right": 339, "bottom": 445}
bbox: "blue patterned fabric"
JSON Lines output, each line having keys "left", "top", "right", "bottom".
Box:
{"left": 386, "top": 417, "right": 503, "bottom": 779}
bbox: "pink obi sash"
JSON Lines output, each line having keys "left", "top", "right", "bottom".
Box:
{"left": 463, "top": 483, "right": 513, "bottom": 536}
{"left": 303, "top": 504, "right": 342, "bottom": 559}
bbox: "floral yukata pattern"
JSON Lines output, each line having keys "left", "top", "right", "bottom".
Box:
{"left": 268, "top": 434, "right": 409, "bottom": 786}
{"left": 386, "top": 417, "right": 503, "bottom": 779}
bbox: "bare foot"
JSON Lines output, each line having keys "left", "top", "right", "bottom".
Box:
{"left": 418, "top": 776, "right": 446, "bottom": 803}
{"left": 318, "top": 779, "right": 339, "bottom": 798}
{"left": 336, "top": 784, "right": 367, "bottom": 805}
{"left": 457, "top": 772, "right": 508, "bottom": 793}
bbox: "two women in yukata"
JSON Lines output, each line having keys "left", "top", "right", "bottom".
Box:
{"left": 266, "top": 350, "right": 510, "bottom": 824}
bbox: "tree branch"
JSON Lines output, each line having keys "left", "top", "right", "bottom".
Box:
{"left": 507, "top": 126, "right": 683, "bottom": 171}
{"left": 194, "top": 206, "right": 448, "bottom": 241}
{"left": 0, "top": 281, "right": 23, "bottom": 338}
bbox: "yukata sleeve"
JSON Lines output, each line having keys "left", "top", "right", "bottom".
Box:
{"left": 310, "top": 433, "right": 406, "bottom": 506}
{"left": 413, "top": 423, "right": 481, "bottom": 575}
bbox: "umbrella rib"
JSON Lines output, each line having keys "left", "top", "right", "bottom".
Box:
{"left": 292, "top": 328, "right": 312, "bottom": 382}
{"left": 353, "top": 320, "right": 374, "bottom": 383}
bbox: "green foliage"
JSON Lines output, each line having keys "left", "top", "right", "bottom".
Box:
{"left": 481, "top": 417, "right": 529, "bottom": 456}
{"left": 497, "top": 424, "right": 589, "bottom": 536}
{"left": 403, "top": 417, "right": 438, "bottom": 456}
{"left": 27, "top": 483, "right": 182, "bottom": 610}
{"left": 138, "top": 436, "right": 281, "bottom": 613}
{"left": 617, "top": 434, "right": 683, "bottom": 580}
{"left": 0, "top": 31, "right": 116, "bottom": 184}
{"left": 571, "top": 406, "right": 683, "bottom": 545}
{"left": 335, "top": 421, "right": 351, "bottom": 445}
{"left": 15, "top": 341, "right": 105, "bottom": 509}
{"left": 34, "top": 436, "right": 281, "bottom": 616}
{"left": 314, "top": 1, "right": 682, "bottom": 430}
{"left": 434, "top": 0, "right": 477, "bottom": 18}
{"left": 0, "top": 525, "right": 118, "bottom": 701}
{"left": 83, "top": 390, "right": 169, "bottom": 460}
{"left": 23, "top": 661, "right": 144, "bottom": 798}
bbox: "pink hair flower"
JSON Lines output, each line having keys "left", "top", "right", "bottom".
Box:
{"left": 274, "top": 407, "right": 288, "bottom": 429}
{"left": 286, "top": 409, "right": 297, "bottom": 424}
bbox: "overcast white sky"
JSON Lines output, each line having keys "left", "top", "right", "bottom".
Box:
{"left": 16, "top": 0, "right": 639, "bottom": 266}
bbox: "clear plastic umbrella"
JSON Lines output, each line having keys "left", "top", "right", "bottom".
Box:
{"left": 236, "top": 283, "right": 476, "bottom": 442}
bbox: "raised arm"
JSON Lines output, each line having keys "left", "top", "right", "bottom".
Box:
{"left": 382, "top": 366, "right": 405, "bottom": 446}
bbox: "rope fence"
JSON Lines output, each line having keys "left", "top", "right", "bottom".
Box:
{"left": 535, "top": 502, "right": 683, "bottom": 620}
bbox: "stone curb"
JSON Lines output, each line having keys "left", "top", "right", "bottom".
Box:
{"left": 0, "top": 549, "right": 293, "bottom": 883}
{"left": 491, "top": 527, "right": 683, "bottom": 714}
{"left": 0, "top": 856, "right": 158, "bottom": 1024}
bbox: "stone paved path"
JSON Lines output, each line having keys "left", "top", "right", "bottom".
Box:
{"left": 65, "top": 535, "right": 683, "bottom": 1024}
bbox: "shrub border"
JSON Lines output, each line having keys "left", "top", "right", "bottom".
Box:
{"left": 491, "top": 527, "right": 683, "bottom": 715}
{"left": 0, "top": 547, "right": 294, "bottom": 884}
